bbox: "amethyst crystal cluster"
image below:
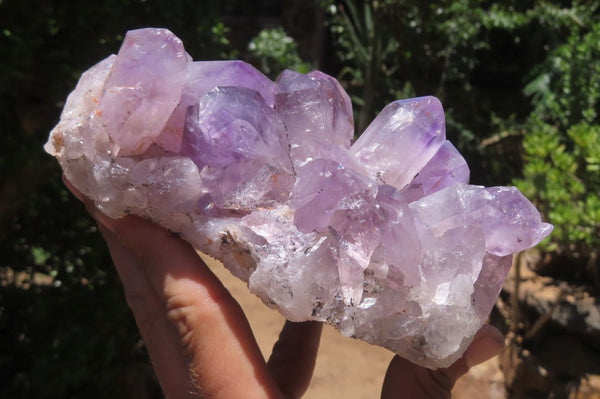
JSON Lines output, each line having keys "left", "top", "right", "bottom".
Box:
{"left": 45, "top": 28, "right": 552, "bottom": 368}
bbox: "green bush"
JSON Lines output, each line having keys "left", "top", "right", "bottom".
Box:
{"left": 322, "top": 0, "right": 588, "bottom": 183}
{"left": 515, "top": 122, "right": 600, "bottom": 255}
{"left": 514, "top": 19, "right": 600, "bottom": 286}
{"left": 247, "top": 27, "right": 311, "bottom": 79}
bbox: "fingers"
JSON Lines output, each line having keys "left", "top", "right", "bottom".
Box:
{"left": 267, "top": 321, "right": 323, "bottom": 399}
{"left": 380, "top": 325, "right": 505, "bottom": 399}
{"left": 99, "top": 225, "right": 198, "bottom": 398}
{"left": 102, "top": 216, "right": 283, "bottom": 398}
{"left": 66, "top": 177, "right": 193, "bottom": 394}
{"left": 64, "top": 176, "right": 284, "bottom": 398}
{"left": 381, "top": 356, "right": 453, "bottom": 399}
{"left": 454, "top": 324, "right": 505, "bottom": 374}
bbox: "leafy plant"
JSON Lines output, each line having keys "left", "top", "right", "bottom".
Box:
{"left": 324, "top": 0, "right": 404, "bottom": 134}
{"left": 247, "top": 27, "right": 311, "bottom": 79}
{"left": 514, "top": 18, "right": 600, "bottom": 288}
{"left": 516, "top": 122, "right": 600, "bottom": 252}
{"left": 322, "top": 0, "right": 567, "bottom": 182}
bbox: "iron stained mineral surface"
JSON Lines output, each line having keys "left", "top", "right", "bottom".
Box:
{"left": 45, "top": 28, "right": 552, "bottom": 368}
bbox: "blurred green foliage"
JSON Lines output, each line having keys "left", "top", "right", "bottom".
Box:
{"left": 514, "top": 20, "right": 600, "bottom": 286}
{"left": 247, "top": 27, "right": 312, "bottom": 79}
{"left": 324, "top": 0, "right": 404, "bottom": 134}
{"left": 517, "top": 122, "right": 600, "bottom": 251}
{"left": 0, "top": 0, "right": 237, "bottom": 397}
{"left": 323, "top": 0, "right": 599, "bottom": 185}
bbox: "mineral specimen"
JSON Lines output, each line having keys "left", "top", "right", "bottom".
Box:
{"left": 45, "top": 28, "right": 553, "bottom": 368}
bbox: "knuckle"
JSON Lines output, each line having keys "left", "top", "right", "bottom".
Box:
{"left": 166, "top": 295, "right": 199, "bottom": 353}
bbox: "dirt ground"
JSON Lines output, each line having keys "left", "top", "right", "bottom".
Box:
{"left": 202, "top": 253, "right": 500, "bottom": 399}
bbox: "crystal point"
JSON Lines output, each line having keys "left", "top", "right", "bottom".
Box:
{"left": 45, "top": 28, "right": 552, "bottom": 369}
{"left": 352, "top": 96, "right": 446, "bottom": 189}
{"left": 100, "top": 28, "right": 188, "bottom": 155}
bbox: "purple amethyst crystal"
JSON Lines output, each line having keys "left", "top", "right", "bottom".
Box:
{"left": 45, "top": 28, "right": 552, "bottom": 368}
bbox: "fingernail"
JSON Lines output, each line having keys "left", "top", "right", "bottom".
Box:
{"left": 62, "top": 174, "right": 85, "bottom": 201}
{"left": 85, "top": 204, "right": 117, "bottom": 234}
{"left": 465, "top": 335, "right": 505, "bottom": 368}
{"left": 94, "top": 212, "right": 117, "bottom": 234}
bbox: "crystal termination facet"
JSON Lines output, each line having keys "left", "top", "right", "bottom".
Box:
{"left": 44, "top": 28, "right": 553, "bottom": 369}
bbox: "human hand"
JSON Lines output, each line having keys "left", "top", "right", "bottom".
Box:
{"left": 65, "top": 177, "right": 322, "bottom": 399}
{"left": 380, "top": 324, "right": 505, "bottom": 398}
{"left": 65, "top": 177, "right": 504, "bottom": 399}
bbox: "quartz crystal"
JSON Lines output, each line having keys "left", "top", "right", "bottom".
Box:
{"left": 45, "top": 28, "right": 553, "bottom": 368}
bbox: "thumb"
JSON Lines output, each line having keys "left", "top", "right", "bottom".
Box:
{"left": 381, "top": 325, "right": 505, "bottom": 399}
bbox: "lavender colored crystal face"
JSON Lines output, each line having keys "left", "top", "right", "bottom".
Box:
{"left": 45, "top": 28, "right": 553, "bottom": 368}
